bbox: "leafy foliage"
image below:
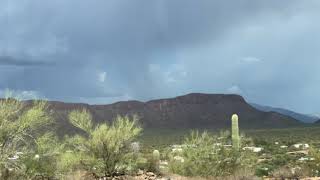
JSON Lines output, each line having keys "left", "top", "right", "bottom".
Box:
{"left": 169, "top": 131, "right": 257, "bottom": 177}
{"left": 19, "top": 133, "right": 61, "bottom": 179}
{"left": 0, "top": 94, "right": 54, "bottom": 179}
{"left": 60, "top": 109, "right": 142, "bottom": 177}
{"left": 306, "top": 147, "right": 320, "bottom": 176}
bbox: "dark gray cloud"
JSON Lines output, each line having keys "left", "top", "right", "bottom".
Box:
{"left": 1, "top": 0, "right": 320, "bottom": 114}
{"left": 0, "top": 56, "right": 54, "bottom": 67}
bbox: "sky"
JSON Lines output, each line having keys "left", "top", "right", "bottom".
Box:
{"left": 1, "top": 0, "right": 320, "bottom": 114}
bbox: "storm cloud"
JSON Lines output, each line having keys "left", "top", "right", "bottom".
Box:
{"left": 0, "top": 56, "right": 53, "bottom": 66}
{"left": 1, "top": 0, "right": 320, "bottom": 114}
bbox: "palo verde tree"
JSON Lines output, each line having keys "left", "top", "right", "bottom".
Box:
{"left": 59, "top": 109, "right": 142, "bottom": 178}
{"left": 0, "top": 94, "right": 53, "bottom": 179}
{"left": 20, "top": 132, "right": 61, "bottom": 179}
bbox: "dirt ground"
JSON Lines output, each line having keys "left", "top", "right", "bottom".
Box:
{"left": 65, "top": 171, "right": 320, "bottom": 180}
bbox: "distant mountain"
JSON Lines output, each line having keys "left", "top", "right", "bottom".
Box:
{"left": 26, "top": 93, "right": 301, "bottom": 135}
{"left": 313, "top": 114, "right": 320, "bottom": 120}
{"left": 250, "top": 103, "right": 319, "bottom": 123}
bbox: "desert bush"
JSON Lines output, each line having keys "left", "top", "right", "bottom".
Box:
{"left": 270, "top": 166, "right": 310, "bottom": 179}
{"left": 135, "top": 153, "right": 161, "bottom": 173}
{"left": 169, "top": 131, "right": 257, "bottom": 177}
{"left": 270, "top": 166, "right": 294, "bottom": 179}
{"left": 134, "top": 150, "right": 162, "bottom": 174}
{"left": 0, "top": 96, "right": 53, "bottom": 179}
{"left": 255, "top": 164, "right": 273, "bottom": 177}
{"left": 19, "top": 133, "right": 61, "bottom": 179}
{"left": 305, "top": 147, "right": 320, "bottom": 176}
{"left": 59, "top": 109, "right": 142, "bottom": 178}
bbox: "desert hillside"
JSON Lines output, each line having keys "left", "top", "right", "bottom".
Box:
{"left": 22, "top": 93, "right": 303, "bottom": 135}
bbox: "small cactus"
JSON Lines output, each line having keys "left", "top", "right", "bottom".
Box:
{"left": 152, "top": 150, "right": 160, "bottom": 161}
{"left": 152, "top": 150, "right": 160, "bottom": 172}
{"left": 231, "top": 114, "right": 240, "bottom": 150}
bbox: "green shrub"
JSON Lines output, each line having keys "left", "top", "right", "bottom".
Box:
{"left": 20, "top": 133, "right": 61, "bottom": 179}
{"left": 135, "top": 153, "right": 161, "bottom": 173}
{"left": 0, "top": 97, "right": 53, "bottom": 179}
{"left": 255, "top": 164, "right": 273, "bottom": 177}
{"left": 60, "top": 109, "right": 142, "bottom": 177}
{"left": 169, "top": 131, "right": 257, "bottom": 177}
{"left": 305, "top": 147, "right": 320, "bottom": 176}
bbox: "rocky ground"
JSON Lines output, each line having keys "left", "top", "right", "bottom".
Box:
{"left": 68, "top": 171, "right": 320, "bottom": 180}
{"left": 111, "top": 175, "right": 320, "bottom": 180}
{"left": 69, "top": 171, "right": 211, "bottom": 180}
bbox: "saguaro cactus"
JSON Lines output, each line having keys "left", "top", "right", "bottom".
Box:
{"left": 231, "top": 114, "right": 240, "bottom": 150}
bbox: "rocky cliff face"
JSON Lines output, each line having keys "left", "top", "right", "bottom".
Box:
{"left": 41, "top": 93, "right": 302, "bottom": 135}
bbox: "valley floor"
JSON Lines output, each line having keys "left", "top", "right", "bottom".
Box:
{"left": 139, "top": 126, "right": 320, "bottom": 150}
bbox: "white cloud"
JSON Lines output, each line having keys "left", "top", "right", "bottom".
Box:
{"left": 0, "top": 89, "right": 42, "bottom": 100}
{"left": 98, "top": 72, "right": 107, "bottom": 83}
{"left": 79, "top": 93, "right": 133, "bottom": 104}
{"left": 20, "top": 90, "right": 42, "bottom": 100}
{"left": 241, "top": 57, "right": 262, "bottom": 63}
{"left": 227, "top": 85, "right": 243, "bottom": 94}
{"left": 148, "top": 63, "right": 188, "bottom": 84}
{"left": 164, "top": 64, "right": 188, "bottom": 83}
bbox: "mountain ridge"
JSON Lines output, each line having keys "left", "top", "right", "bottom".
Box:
{"left": 2, "top": 93, "right": 304, "bottom": 135}
{"left": 250, "top": 103, "right": 319, "bottom": 123}
{"left": 45, "top": 93, "right": 303, "bottom": 135}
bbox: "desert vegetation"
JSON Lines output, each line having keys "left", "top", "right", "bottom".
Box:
{"left": 59, "top": 110, "right": 142, "bottom": 178}
{"left": 0, "top": 94, "right": 320, "bottom": 179}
